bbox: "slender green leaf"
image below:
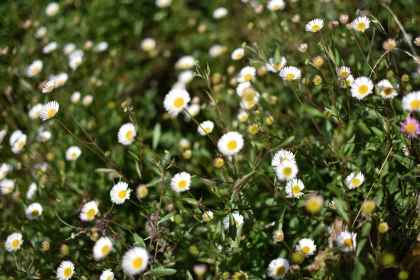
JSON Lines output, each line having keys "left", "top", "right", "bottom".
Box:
{"left": 152, "top": 123, "right": 161, "bottom": 150}
{"left": 356, "top": 220, "right": 372, "bottom": 257}
{"left": 158, "top": 212, "right": 175, "bottom": 225}
{"left": 133, "top": 233, "right": 146, "bottom": 248}
{"left": 333, "top": 198, "right": 349, "bottom": 223}
{"left": 144, "top": 267, "right": 177, "bottom": 276}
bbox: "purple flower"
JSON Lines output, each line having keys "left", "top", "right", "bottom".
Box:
{"left": 400, "top": 117, "right": 420, "bottom": 138}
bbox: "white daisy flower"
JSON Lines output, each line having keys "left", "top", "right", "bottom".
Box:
{"left": 213, "top": 7, "right": 228, "bottom": 19}
{"left": 117, "top": 123, "right": 136, "bottom": 146}
{"left": 28, "top": 103, "right": 43, "bottom": 119}
{"left": 26, "top": 182, "right": 37, "bottom": 199}
{"left": 350, "top": 76, "right": 374, "bottom": 100}
{"left": 340, "top": 74, "right": 354, "bottom": 88}
{"left": 197, "top": 121, "right": 214, "bottom": 136}
{"left": 26, "top": 60, "right": 43, "bottom": 77}
{"left": 337, "top": 66, "right": 351, "bottom": 80}
{"left": 237, "top": 66, "right": 256, "bottom": 83}
{"left": 222, "top": 213, "right": 244, "bottom": 229}
{"left": 69, "top": 49, "right": 84, "bottom": 60}
{"left": 275, "top": 160, "right": 298, "bottom": 181}
{"left": 285, "top": 179, "right": 305, "bottom": 199}
{"left": 35, "top": 27, "right": 47, "bottom": 38}
{"left": 217, "top": 131, "right": 244, "bottom": 156}
{"left": 95, "top": 42, "right": 108, "bottom": 53}
{"left": 184, "top": 104, "right": 200, "bottom": 120}
{"left": 266, "top": 57, "right": 287, "bottom": 73}
{"left": 56, "top": 261, "right": 75, "bottom": 280}
{"left": 71, "top": 91, "right": 81, "bottom": 103}
{"left": 267, "top": 258, "right": 290, "bottom": 280}
{"left": 209, "top": 45, "right": 223, "bottom": 58}
{"left": 121, "top": 247, "right": 149, "bottom": 275}
{"left": 179, "top": 138, "right": 190, "bottom": 149}
{"left": 402, "top": 91, "right": 420, "bottom": 112}
{"left": 271, "top": 150, "right": 296, "bottom": 167}
{"left": 36, "top": 130, "right": 52, "bottom": 142}
{"left": 267, "top": 0, "right": 285, "bottom": 11}
{"left": 93, "top": 236, "right": 113, "bottom": 261}
{"left": 50, "top": 73, "right": 68, "bottom": 87}
{"left": 163, "top": 89, "right": 191, "bottom": 115}
{"left": 305, "top": 19, "right": 324, "bottom": 32}
{"left": 0, "top": 163, "right": 12, "bottom": 179}
{"left": 140, "top": 38, "right": 156, "bottom": 51}
{"left": 39, "top": 101, "right": 59, "bottom": 121}
{"left": 156, "top": 0, "right": 171, "bottom": 8}
{"left": 110, "top": 182, "right": 132, "bottom": 204}
{"left": 202, "top": 211, "right": 214, "bottom": 222}
{"left": 63, "top": 43, "right": 76, "bottom": 55}
{"left": 0, "top": 129, "right": 6, "bottom": 144}
{"left": 170, "top": 172, "right": 191, "bottom": 193}
{"left": 43, "top": 42, "right": 57, "bottom": 54}
{"left": 377, "top": 79, "right": 398, "bottom": 99}
{"left": 337, "top": 231, "right": 357, "bottom": 252}
{"left": 5, "top": 232, "right": 23, "bottom": 252}
{"left": 352, "top": 16, "right": 370, "bottom": 32}
{"left": 0, "top": 179, "right": 14, "bottom": 194}
{"left": 11, "top": 134, "right": 27, "bottom": 154}
{"left": 178, "top": 70, "right": 194, "bottom": 84}
{"left": 25, "top": 202, "right": 43, "bottom": 220}
{"left": 279, "top": 66, "right": 301, "bottom": 81}
{"left": 175, "top": 55, "right": 195, "bottom": 69}
{"left": 69, "top": 56, "right": 82, "bottom": 71}
{"left": 79, "top": 201, "right": 98, "bottom": 221}
{"left": 42, "top": 81, "right": 55, "bottom": 94}
{"left": 9, "top": 130, "right": 23, "bottom": 145}
{"left": 237, "top": 111, "right": 249, "bottom": 122}
{"left": 172, "top": 81, "right": 186, "bottom": 89}
{"left": 295, "top": 238, "right": 316, "bottom": 257}
{"left": 31, "top": 163, "right": 47, "bottom": 177}
{"left": 231, "top": 48, "right": 244, "bottom": 60}
{"left": 82, "top": 95, "right": 93, "bottom": 106}
{"left": 65, "top": 146, "right": 82, "bottom": 161}
{"left": 100, "top": 269, "right": 114, "bottom": 280}
{"left": 236, "top": 82, "right": 252, "bottom": 97}
{"left": 46, "top": 2, "right": 59, "bottom": 16}
{"left": 345, "top": 172, "right": 364, "bottom": 189}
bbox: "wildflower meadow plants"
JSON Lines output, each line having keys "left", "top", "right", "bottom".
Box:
{"left": 1, "top": 0, "right": 420, "bottom": 279}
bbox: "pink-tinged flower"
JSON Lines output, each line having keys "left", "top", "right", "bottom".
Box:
{"left": 400, "top": 117, "right": 420, "bottom": 138}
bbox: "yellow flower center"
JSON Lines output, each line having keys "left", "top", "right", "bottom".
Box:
{"left": 7, "top": 185, "right": 13, "bottom": 193}
{"left": 351, "top": 178, "right": 360, "bottom": 186}
{"left": 183, "top": 62, "right": 190, "bottom": 69}
{"left": 47, "top": 109, "right": 56, "bottom": 117}
{"left": 227, "top": 140, "right": 237, "bottom": 150}
{"left": 240, "top": 115, "right": 248, "bottom": 122}
{"left": 358, "top": 85, "right": 368, "bottom": 94}
{"left": 243, "top": 73, "right": 252, "bottom": 81}
{"left": 178, "top": 180, "right": 187, "bottom": 189}
{"left": 344, "top": 80, "right": 351, "bottom": 87}
{"left": 71, "top": 153, "right": 77, "bottom": 159}
{"left": 236, "top": 53, "right": 243, "bottom": 59}
{"left": 86, "top": 208, "right": 96, "bottom": 219}
{"left": 311, "top": 25, "right": 320, "bottom": 31}
{"left": 275, "top": 265, "right": 285, "bottom": 276}
{"left": 273, "top": 4, "right": 280, "bottom": 9}
{"left": 356, "top": 22, "right": 366, "bottom": 31}
{"left": 292, "top": 185, "right": 301, "bottom": 195}
{"left": 405, "top": 123, "right": 416, "bottom": 134}
{"left": 102, "top": 245, "right": 110, "bottom": 255}
{"left": 301, "top": 246, "right": 310, "bottom": 254}
{"left": 315, "top": 60, "right": 323, "bottom": 67}
{"left": 383, "top": 88, "right": 393, "bottom": 95}
{"left": 282, "top": 167, "right": 292, "bottom": 177}
{"left": 339, "top": 71, "right": 349, "bottom": 78}
{"left": 12, "top": 239, "right": 19, "bottom": 248}
{"left": 173, "top": 97, "right": 184, "bottom": 108}
{"left": 285, "top": 73, "right": 295, "bottom": 80}
{"left": 133, "top": 257, "right": 143, "bottom": 268}
{"left": 107, "top": 276, "right": 112, "bottom": 280}
{"left": 41, "top": 136, "right": 47, "bottom": 141}
{"left": 243, "top": 92, "right": 255, "bottom": 102}
{"left": 344, "top": 238, "right": 353, "bottom": 248}
{"left": 204, "top": 127, "right": 211, "bottom": 133}
{"left": 235, "top": 220, "right": 239, "bottom": 227}
{"left": 118, "top": 190, "right": 127, "bottom": 199}
{"left": 31, "top": 210, "right": 39, "bottom": 217}
{"left": 57, "top": 81, "right": 63, "bottom": 87}
{"left": 34, "top": 67, "right": 40, "bottom": 74}
{"left": 246, "top": 101, "right": 256, "bottom": 108}
{"left": 18, "top": 141, "right": 25, "bottom": 148}
{"left": 204, "top": 214, "right": 211, "bottom": 221}
{"left": 276, "top": 63, "right": 282, "bottom": 69}
{"left": 35, "top": 111, "right": 40, "bottom": 117}
{"left": 125, "top": 130, "right": 133, "bottom": 139}
{"left": 410, "top": 100, "right": 420, "bottom": 109}
{"left": 63, "top": 267, "right": 72, "bottom": 278}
